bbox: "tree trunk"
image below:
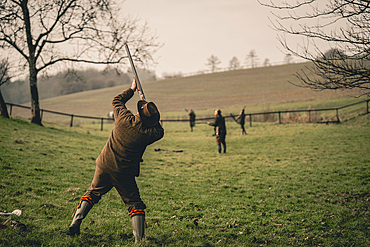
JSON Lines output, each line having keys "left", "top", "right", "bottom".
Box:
{"left": 29, "top": 65, "right": 42, "bottom": 125}
{"left": 0, "top": 88, "right": 9, "bottom": 118}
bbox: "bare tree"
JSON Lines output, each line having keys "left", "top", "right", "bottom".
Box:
{"left": 263, "top": 58, "right": 271, "bottom": 67}
{"left": 206, "top": 55, "right": 221, "bottom": 72}
{"left": 0, "top": 58, "right": 11, "bottom": 118}
{"left": 0, "top": 0, "right": 159, "bottom": 125}
{"left": 284, "top": 54, "right": 293, "bottom": 64}
{"left": 229, "top": 56, "right": 241, "bottom": 70}
{"left": 323, "top": 48, "right": 346, "bottom": 60}
{"left": 259, "top": 0, "right": 370, "bottom": 96}
{"left": 245, "top": 50, "right": 258, "bottom": 68}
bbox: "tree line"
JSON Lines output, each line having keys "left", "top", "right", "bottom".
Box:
{"left": 204, "top": 49, "right": 346, "bottom": 74}
{"left": 204, "top": 51, "right": 294, "bottom": 73}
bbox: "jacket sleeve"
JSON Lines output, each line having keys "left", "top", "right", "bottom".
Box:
{"left": 208, "top": 118, "right": 217, "bottom": 126}
{"left": 112, "top": 88, "right": 134, "bottom": 121}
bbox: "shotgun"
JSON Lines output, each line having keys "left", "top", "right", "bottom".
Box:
{"left": 124, "top": 43, "right": 146, "bottom": 101}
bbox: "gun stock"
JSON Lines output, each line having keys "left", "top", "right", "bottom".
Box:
{"left": 124, "top": 43, "right": 146, "bottom": 101}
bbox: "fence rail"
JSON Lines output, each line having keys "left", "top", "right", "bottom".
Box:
{"left": 6, "top": 99, "right": 369, "bottom": 130}
{"left": 6, "top": 102, "right": 113, "bottom": 131}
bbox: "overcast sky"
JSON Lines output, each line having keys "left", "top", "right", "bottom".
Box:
{"left": 122, "top": 0, "right": 302, "bottom": 78}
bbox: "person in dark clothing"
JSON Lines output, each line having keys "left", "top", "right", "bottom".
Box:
{"left": 69, "top": 78, "right": 164, "bottom": 243}
{"left": 207, "top": 109, "right": 226, "bottom": 153}
{"left": 186, "top": 109, "right": 196, "bottom": 132}
{"left": 231, "top": 108, "right": 246, "bottom": 135}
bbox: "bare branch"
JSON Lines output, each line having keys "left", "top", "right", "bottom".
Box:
{"left": 0, "top": 58, "right": 11, "bottom": 86}
{"left": 260, "top": 0, "right": 370, "bottom": 96}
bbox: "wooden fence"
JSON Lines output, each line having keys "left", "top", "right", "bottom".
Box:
{"left": 6, "top": 103, "right": 112, "bottom": 131}
{"left": 161, "top": 99, "right": 369, "bottom": 126}
{"left": 5, "top": 99, "right": 369, "bottom": 130}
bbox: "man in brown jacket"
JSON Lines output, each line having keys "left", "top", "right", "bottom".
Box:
{"left": 69, "top": 79, "right": 164, "bottom": 243}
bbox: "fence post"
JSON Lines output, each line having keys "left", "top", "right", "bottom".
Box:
{"left": 9, "top": 103, "right": 13, "bottom": 116}
{"left": 249, "top": 114, "right": 252, "bottom": 127}
{"left": 278, "top": 112, "right": 281, "bottom": 124}
{"left": 70, "top": 115, "right": 74, "bottom": 127}
{"left": 41, "top": 109, "right": 44, "bottom": 121}
{"left": 367, "top": 100, "right": 369, "bottom": 113}
{"left": 308, "top": 110, "right": 311, "bottom": 123}
{"left": 336, "top": 109, "right": 340, "bottom": 123}
{"left": 101, "top": 118, "right": 104, "bottom": 131}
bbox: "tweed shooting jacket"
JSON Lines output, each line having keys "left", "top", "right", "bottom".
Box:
{"left": 96, "top": 88, "right": 164, "bottom": 176}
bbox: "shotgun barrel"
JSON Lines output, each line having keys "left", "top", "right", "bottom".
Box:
{"left": 124, "top": 43, "right": 146, "bottom": 101}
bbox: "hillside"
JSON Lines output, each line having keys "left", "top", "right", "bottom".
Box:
{"left": 24, "top": 62, "right": 360, "bottom": 117}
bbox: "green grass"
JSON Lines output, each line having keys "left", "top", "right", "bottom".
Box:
{"left": 0, "top": 115, "right": 369, "bottom": 246}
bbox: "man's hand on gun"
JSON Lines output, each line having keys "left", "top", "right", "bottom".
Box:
{"left": 130, "top": 77, "right": 144, "bottom": 100}
{"left": 131, "top": 77, "right": 137, "bottom": 92}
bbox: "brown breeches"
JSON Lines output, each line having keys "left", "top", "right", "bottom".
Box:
{"left": 84, "top": 165, "right": 146, "bottom": 213}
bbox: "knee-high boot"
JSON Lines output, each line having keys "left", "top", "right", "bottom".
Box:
{"left": 69, "top": 200, "right": 93, "bottom": 236}
{"left": 131, "top": 214, "right": 145, "bottom": 243}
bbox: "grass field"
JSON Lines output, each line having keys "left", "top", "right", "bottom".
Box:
{"left": 0, "top": 112, "right": 369, "bottom": 246}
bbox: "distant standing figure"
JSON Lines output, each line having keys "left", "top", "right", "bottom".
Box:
{"left": 207, "top": 109, "right": 227, "bottom": 153}
{"left": 232, "top": 109, "right": 246, "bottom": 135}
{"left": 186, "top": 109, "right": 196, "bottom": 132}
